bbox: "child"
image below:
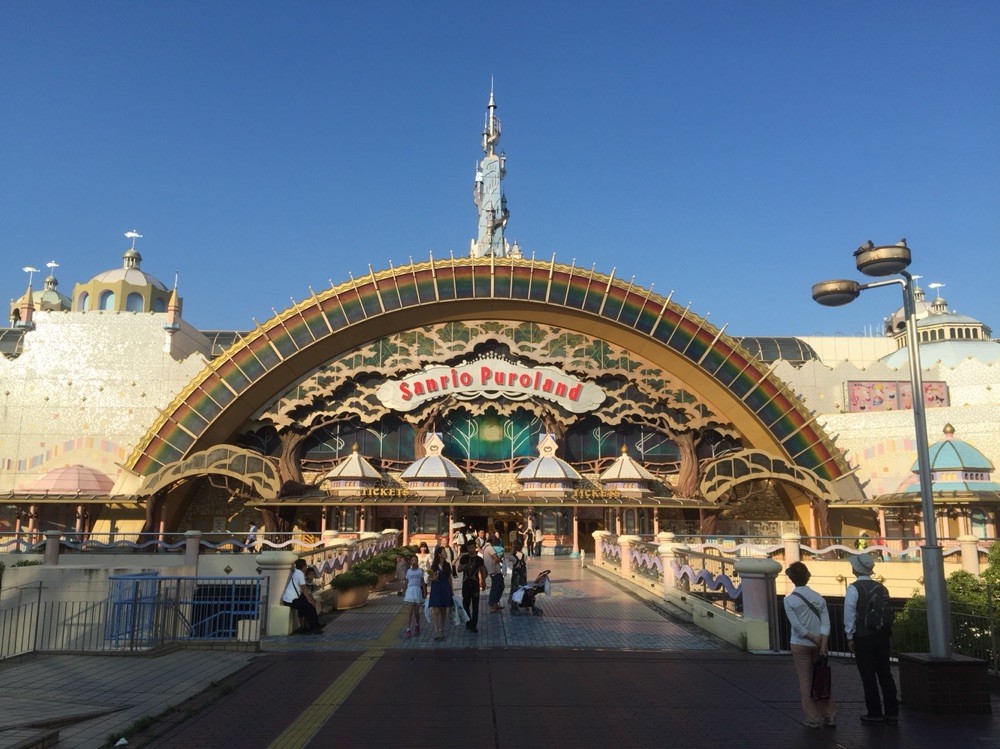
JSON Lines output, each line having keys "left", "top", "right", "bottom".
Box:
{"left": 510, "top": 550, "right": 527, "bottom": 593}
{"left": 403, "top": 555, "right": 426, "bottom": 638}
{"left": 297, "top": 568, "right": 320, "bottom": 631}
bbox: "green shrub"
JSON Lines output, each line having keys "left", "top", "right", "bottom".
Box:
{"left": 345, "top": 562, "right": 379, "bottom": 586}
{"left": 369, "top": 553, "right": 398, "bottom": 575}
{"left": 330, "top": 569, "right": 376, "bottom": 591}
{"left": 12, "top": 559, "right": 43, "bottom": 568}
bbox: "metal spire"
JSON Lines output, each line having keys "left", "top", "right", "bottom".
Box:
{"left": 471, "top": 81, "right": 509, "bottom": 258}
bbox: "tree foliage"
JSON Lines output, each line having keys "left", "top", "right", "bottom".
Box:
{"left": 892, "top": 552, "right": 998, "bottom": 658}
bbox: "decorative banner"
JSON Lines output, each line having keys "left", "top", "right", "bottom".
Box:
{"left": 846, "top": 380, "right": 949, "bottom": 413}
{"left": 376, "top": 357, "right": 606, "bottom": 413}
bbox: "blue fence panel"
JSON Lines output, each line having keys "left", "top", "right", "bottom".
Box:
{"left": 106, "top": 574, "right": 265, "bottom": 644}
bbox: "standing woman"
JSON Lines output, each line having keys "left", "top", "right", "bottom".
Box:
{"left": 427, "top": 546, "right": 454, "bottom": 641}
{"left": 415, "top": 542, "right": 433, "bottom": 572}
{"left": 784, "top": 561, "right": 836, "bottom": 728}
{"left": 402, "top": 555, "right": 426, "bottom": 639}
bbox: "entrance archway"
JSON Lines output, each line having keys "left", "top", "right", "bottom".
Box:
{"left": 127, "top": 257, "right": 855, "bottom": 497}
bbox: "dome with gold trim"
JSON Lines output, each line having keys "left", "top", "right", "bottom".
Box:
{"left": 72, "top": 244, "right": 174, "bottom": 313}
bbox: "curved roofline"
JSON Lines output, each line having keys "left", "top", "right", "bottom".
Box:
{"left": 125, "top": 256, "right": 854, "bottom": 488}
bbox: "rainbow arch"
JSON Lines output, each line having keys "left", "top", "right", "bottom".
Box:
{"left": 125, "top": 255, "right": 851, "bottom": 486}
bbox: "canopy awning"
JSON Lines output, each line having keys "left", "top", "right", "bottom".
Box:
{"left": 244, "top": 492, "right": 711, "bottom": 509}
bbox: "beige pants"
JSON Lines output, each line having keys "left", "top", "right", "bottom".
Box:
{"left": 791, "top": 643, "right": 835, "bottom": 723}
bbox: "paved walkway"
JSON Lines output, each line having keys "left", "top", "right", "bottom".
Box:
{"left": 0, "top": 558, "right": 997, "bottom": 748}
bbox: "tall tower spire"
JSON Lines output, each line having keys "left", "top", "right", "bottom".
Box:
{"left": 471, "top": 81, "right": 509, "bottom": 258}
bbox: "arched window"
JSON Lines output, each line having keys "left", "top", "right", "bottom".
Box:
{"left": 153, "top": 297, "right": 167, "bottom": 313}
{"left": 99, "top": 291, "right": 115, "bottom": 310}
{"left": 540, "top": 509, "right": 570, "bottom": 535}
{"left": 624, "top": 509, "right": 637, "bottom": 535}
{"left": 970, "top": 508, "right": 989, "bottom": 539}
{"left": 125, "top": 292, "right": 144, "bottom": 312}
{"left": 77, "top": 292, "right": 89, "bottom": 311}
{"left": 973, "top": 329, "right": 980, "bottom": 339}
{"left": 415, "top": 508, "right": 442, "bottom": 535}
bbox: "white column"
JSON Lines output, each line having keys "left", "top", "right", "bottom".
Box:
{"left": 957, "top": 534, "right": 981, "bottom": 575}
{"left": 43, "top": 530, "right": 61, "bottom": 565}
{"left": 256, "top": 550, "right": 299, "bottom": 636}
{"left": 183, "top": 530, "right": 202, "bottom": 571}
{"left": 781, "top": 532, "right": 801, "bottom": 594}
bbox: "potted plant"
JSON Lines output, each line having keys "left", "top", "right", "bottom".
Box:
{"left": 370, "top": 552, "right": 400, "bottom": 588}
{"left": 328, "top": 569, "right": 373, "bottom": 610}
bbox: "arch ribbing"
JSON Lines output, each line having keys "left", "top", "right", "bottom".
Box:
{"left": 126, "top": 256, "right": 849, "bottom": 484}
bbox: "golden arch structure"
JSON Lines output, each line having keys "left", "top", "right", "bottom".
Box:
{"left": 125, "top": 256, "right": 861, "bottom": 536}
{"left": 700, "top": 449, "right": 838, "bottom": 536}
{"left": 138, "top": 445, "right": 283, "bottom": 500}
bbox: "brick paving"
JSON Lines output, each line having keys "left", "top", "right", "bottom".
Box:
{"left": 1, "top": 558, "right": 998, "bottom": 748}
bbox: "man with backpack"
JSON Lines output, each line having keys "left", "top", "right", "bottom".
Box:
{"left": 845, "top": 552, "right": 899, "bottom": 725}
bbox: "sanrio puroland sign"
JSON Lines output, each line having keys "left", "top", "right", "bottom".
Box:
{"left": 376, "top": 358, "right": 605, "bottom": 413}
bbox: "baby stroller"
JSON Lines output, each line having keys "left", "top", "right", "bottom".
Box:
{"left": 509, "top": 569, "right": 551, "bottom": 616}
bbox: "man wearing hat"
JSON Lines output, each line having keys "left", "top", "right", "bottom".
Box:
{"left": 844, "top": 552, "right": 899, "bottom": 725}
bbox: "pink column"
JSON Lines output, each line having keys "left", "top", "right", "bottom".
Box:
{"left": 614, "top": 510, "right": 622, "bottom": 536}
{"left": 402, "top": 506, "right": 410, "bottom": 546}
{"left": 619, "top": 535, "right": 641, "bottom": 578}
{"left": 572, "top": 507, "right": 579, "bottom": 554}
{"left": 734, "top": 558, "right": 783, "bottom": 651}
{"left": 657, "top": 533, "right": 680, "bottom": 600}
{"left": 592, "top": 531, "right": 611, "bottom": 566}
{"left": 653, "top": 510, "right": 660, "bottom": 536}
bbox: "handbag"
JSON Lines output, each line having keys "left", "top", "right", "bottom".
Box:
{"left": 810, "top": 656, "right": 832, "bottom": 701}
{"left": 451, "top": 598, "right": 470, "bottom": 625}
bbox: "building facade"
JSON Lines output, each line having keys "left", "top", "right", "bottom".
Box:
{"left": 3, "top": 92, "right": 998, "bottom": 549}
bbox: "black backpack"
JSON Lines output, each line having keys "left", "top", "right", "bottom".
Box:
{"left": 855, "top": 579, "right": 895, "bottom": 634}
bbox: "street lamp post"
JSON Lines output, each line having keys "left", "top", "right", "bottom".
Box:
{"left": 812, "top": 239, "right": 952, "bottom": 659}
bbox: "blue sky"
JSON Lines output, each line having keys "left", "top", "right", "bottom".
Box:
{"left": 2, "top": 2, "right": 997, "bottom": 336}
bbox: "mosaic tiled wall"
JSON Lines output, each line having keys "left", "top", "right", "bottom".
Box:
{"left": 0, "top": 312, "right": 210, "bottom": 492}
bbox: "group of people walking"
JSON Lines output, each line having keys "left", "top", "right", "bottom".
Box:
{"left": 783, "top": 552, "right": 898, "bottom": 729}
{"left": 402, "top": 529, "right": 526, "bottom": 641}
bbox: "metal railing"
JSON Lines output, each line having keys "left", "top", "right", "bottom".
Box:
{"left": 0, "top": 575, "right": 267, "bottom": 661}
{"left": 0, "top": 530, "right": 346, "bottom": 555}
{"left": 776, "top": 596, "right": 1000, "bottom": 671}
{"left": 672, "top": 547, "right": 743, "bottom": 614}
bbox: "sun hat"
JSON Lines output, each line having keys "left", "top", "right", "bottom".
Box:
{"left": 849, "top": 552, "right": 875, "bottom": 576}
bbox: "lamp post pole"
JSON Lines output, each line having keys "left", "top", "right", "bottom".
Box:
{"left": 899, "top": 270, "right": 952, "bottom": 658}
{"left": 812, "top": 240, "right": 952, "bottom": 659}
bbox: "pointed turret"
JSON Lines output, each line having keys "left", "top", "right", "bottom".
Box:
{"left": 471, "top": 82, "right": 510, "bottom": 258}
{"left": 14, "top": 284, "right": 35, "bottom": 329}
{"left": 163, "top": 285, "right": 182, "bottom": 333}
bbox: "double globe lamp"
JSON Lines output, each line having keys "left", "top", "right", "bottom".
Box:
{"left": 812, "top": 240, "right": 952, "bottom": 659}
